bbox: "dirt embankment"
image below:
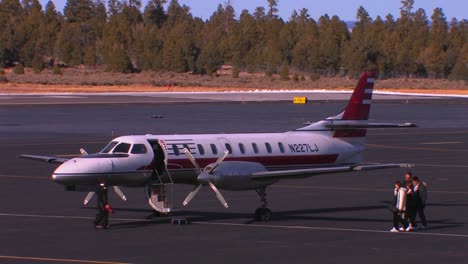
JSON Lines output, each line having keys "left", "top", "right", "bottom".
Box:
{"left": 0, "top": 67, "right": 467, "bottom": 94}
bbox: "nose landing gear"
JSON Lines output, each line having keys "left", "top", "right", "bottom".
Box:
{"left": 254, "top": 187, "right": 272, "bottom": 221}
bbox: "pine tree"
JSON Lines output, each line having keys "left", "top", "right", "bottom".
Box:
{"left": 419, "top": 8, "right": 449, "bottom": 77}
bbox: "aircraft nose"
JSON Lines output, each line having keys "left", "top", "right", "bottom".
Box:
{"left": 52, "top": 158, "right": 113, "bottom": 185}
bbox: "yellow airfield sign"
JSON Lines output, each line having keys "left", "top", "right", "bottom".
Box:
{"left": 293, "top": 97, "right": 308, "bottom": 104}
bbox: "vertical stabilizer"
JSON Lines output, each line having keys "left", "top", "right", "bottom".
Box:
{"left": 328, "top": 71, "right": 375, "bottom": 121}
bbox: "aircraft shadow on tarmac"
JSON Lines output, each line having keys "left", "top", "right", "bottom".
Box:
{"left": 83, "top": 204, "right": 464, "bottom": 230}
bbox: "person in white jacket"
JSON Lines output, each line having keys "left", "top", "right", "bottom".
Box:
{"left": 390, "top": 181, "right": 408, "bottom": 232}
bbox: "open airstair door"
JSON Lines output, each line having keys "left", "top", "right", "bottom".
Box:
{"left": 146, "top": 139, "right": 174, "bottom": 214}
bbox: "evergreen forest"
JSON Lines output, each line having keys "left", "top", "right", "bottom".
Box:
{"left": 0, "top": 0, "right": 466, "bottom": 80}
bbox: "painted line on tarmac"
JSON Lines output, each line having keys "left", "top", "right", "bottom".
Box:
{"left": 273, "top": 185, "right": 468, "bottom": 195}
{"left": 0, "top": 174, "right": 47, "bottom": 179}
{"left": 0, "top": 212, "right": 467, "bottom": 239}
{"left": 366, "top": 143, "right": 468, "bottom": 152}
{"left": 192, "top": 221, "right": 468, "bottom": 238}
{"left": 420, "top": 141, "right": 464, "bottom": 145}
{"left": 0, "top": 255, "right": 132, "bottom": 264}
{"left": 368, "top": 130, "right": 468, "bottom": 136}
{"left": 3, "top": 141, "right": 108, "bottom": 146}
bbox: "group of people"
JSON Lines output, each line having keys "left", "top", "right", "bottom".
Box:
{"left": 391, "top": 171, "right": 428, "bottom": 232}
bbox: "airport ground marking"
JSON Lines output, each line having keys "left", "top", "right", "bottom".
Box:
{"left": 368, "top": 130, "right": 468, "bottom": 136}
{"left": 192, "top": 221, "right": 468, "bottom": 238}
{"left": 0, "top": 174, "right": 47, "bottom": 179}
{"left": 273, "top": 185, "right": 468, "bottom": 195}
{"left": 366, "top": 143, "right": 468, "bottom": 152}
{"left": 1, "top": 212, "right": 467, "bottom": 239}
{"left": 0, "top": 255, "right": 132, "bottom": 264}
{"left": 420, "top": 141, "right": 464, "bottom": 145}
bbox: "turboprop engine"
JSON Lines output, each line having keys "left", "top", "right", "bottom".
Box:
{"left": 202, "top": 161, "right": 277, "bottom": 190}
{"left": 181, "top": 148, "right": 277, "bottom": 208}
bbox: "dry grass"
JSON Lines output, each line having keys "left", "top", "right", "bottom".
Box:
{"left": 0, "top": 67, "right": 467, "bottom": 94}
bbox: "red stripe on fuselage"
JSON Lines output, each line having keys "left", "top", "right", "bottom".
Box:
{"left": 165, "top": 154, "right": 339, "bottom": 169}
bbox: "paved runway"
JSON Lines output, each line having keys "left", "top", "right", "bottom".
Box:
{"left": 1, "top": 97, "right": 468, "bottom": 263}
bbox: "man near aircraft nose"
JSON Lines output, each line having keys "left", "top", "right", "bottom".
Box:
{"left": 95, "top": 183, "right": 112, "bottom": 229}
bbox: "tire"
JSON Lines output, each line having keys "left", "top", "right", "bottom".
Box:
{"left": 261, "top": 208, "right": 272, "bottom": 221}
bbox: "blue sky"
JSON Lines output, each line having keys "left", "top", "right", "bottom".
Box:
{"left": 42, "top": 0, "right": 466, "bottom": 21}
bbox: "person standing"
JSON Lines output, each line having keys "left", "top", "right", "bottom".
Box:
{"left": 94, "top": 183, "right": 112, "bottom": 229}
{"left": 404, "top": 171, "right": 413, "bottom": 186}
{"left": 404, "top": 182, "right": 417, "bottom": 231}
{"left": 413, "top": 176, "right": 428, "bottom": 229}
{"left": 390, "top": 181, "right": 408, "bottom": 232}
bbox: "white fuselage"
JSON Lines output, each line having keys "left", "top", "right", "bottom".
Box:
{"left": 52, "top": 130, "right": 365, "bottom": 188}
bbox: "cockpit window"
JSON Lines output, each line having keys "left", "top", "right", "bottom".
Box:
{"left": 113, "top": 143, "right": 131, "bottom": 153}
{"left": 101, "top": 141, "right": 118, "bottom": 153}
{"left": 131, "top": 144, "right": 148, "bottom": 154}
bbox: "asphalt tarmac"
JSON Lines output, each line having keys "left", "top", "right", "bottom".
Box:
{"left": 1, "top": 95, "right": 468, "bottom": 263}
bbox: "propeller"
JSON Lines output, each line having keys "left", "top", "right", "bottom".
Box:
{"left": 82, "top": 186, "right": 128, "bottom": 205}
{"left": 182, "top": 148, "right": 229, "bottom": 208}
{"left": 79, "top": 148, "right": 127, "bottom": 205}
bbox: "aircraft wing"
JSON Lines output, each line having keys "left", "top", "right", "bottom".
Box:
{"left": 251, "top": 163, "right": 413, "bottom": 180}
{"left": 18, "top": 154, "right": 69, "bottom": 164}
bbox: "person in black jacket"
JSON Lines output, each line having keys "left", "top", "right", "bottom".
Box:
{"left": 405, "top": 182, "right": 417, "bottom": 231}
{"left": 404, "top": 171, "right": 413, "bottom": 186}
{"left": 413, "top": 176, "right": 428, "bottom": 229}
{"left": 94, "top": 184, "right": 112, "bottom": 229}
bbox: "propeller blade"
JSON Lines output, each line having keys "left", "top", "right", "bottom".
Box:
{"left": 183, "top": 185, "right": 202, "bottom": 206}
{"left": 83, "top": 192, "right": 94, "bottom": 205}
{"left": 207, "top": 150, "right": 229, "bottom": 173}
{"left": 80, "top": 148, "right": 88, "bottom": 155}
{"left": 183, "top": 148, "right": 202, "bottom": 174}
{"left": 113, "top": 186, "right": 127, "bottom": 201}
{"left": 208, "top": 181, "right": 228, "bottom": 208}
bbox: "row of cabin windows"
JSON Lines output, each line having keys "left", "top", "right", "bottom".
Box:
{"left": 171, "top": 142, "right": 285, "bottom": 156}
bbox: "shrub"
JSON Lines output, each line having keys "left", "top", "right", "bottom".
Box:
{"left": 53, "top": 65, "right": 62, "bottom": 75}
{"left": 279, "top": 64, "right": 290, "bottom": 81}
{"left": 309, "top": 72, "right": 320, "bottom": 81}
{"left": 300, "top": 75, "right": 306, "bottom": 81}
{"left": 0, "top": 68, "right": 5, "bottom": 75}
{"left": 32, "top": 56, "right": 44, "bottom": 73}
{"left": 231, "top": 66, "right": 240, "bottom": 78}
{"left": 13, "top": 64, "right": 25, "bottom": 74}
{"left": 293, "top": 73, "right": 299, "bottom": 82}
{"left": 0, "top": 75, "right": 7, "bottom": 83}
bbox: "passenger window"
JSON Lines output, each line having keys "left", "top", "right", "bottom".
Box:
{"left": 101, "top": 141, "right": 118, "bottom": 153}
{"left": 183, "top": 144, "right": 191, "bottom": 153}
{"left": 197, "top": 144, "right": 205, "bottom": 155}
{"left": 131, "top": 144, "right": 148, "bottom": 154}
{"left": 113, "top": 143, "right": 131, "bottom": 153}
{"left": 278, "top": 142, "right": 285, "bottom": 153}
{"left": 172, "top": 144, "right": 180, "bottom": 156}
{"left": 210, "top": 144, "right": 218, "bottom": 155}
{"left": 225, "top": 143, "right": 233, "bottom": 154}
{"left": 265, "top": 143, "right": 272, "bottom": 153}
{"left": 238, "top": 143, "right": 245, "bottom": 154}
{"left": 252, "top": 143, "right": 259, "bottom": 154}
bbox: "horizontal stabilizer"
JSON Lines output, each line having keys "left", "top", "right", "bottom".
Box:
{"left": 252, "top": 163, "right": 413, "bottom": 180}
{"left": 325, "top": 122, "right": 417, "bottom": 129}
{"left": 18, "top": 154, "right": 68, "bottom": 164}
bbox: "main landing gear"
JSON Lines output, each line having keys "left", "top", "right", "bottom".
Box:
{"left": 254, "top": 187, "right": 272, "bottom": 221}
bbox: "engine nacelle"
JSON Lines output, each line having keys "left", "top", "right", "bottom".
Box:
{"left": 208, "top": 161, "right": 278, "bottom": 190}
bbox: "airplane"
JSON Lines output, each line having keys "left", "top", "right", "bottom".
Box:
{"left": 19, "top": 71, "right": 416, "bottom": 224}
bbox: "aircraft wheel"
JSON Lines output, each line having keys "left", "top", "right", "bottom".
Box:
{"left": 254, "top": 208, "right": 272, "bottom": 221}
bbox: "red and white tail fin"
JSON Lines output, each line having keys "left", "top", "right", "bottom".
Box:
{"left": 328, "top": 71, "right": 375, "bottom": 121}
{"left": 296, "top": 71, "right": 414, "bottom": 135}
